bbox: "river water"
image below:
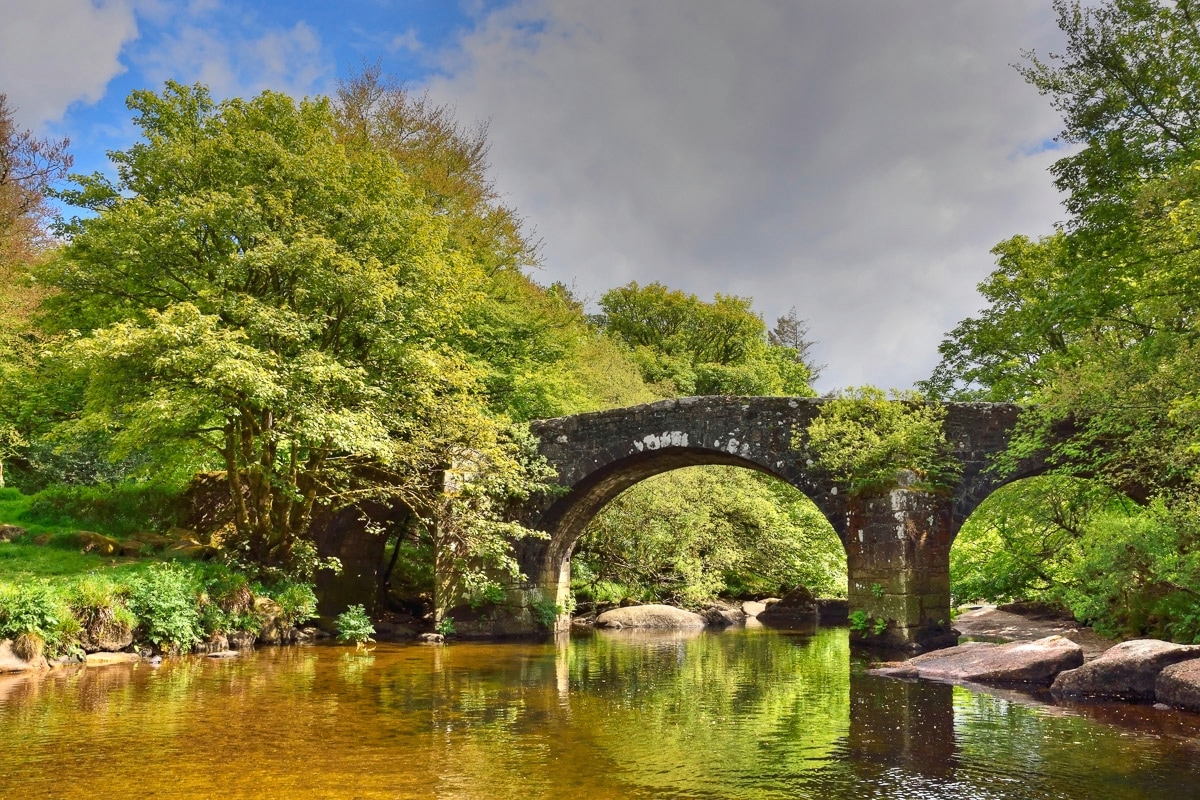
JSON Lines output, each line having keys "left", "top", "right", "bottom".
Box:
{"left": 2, "top": 626, "right": 1199, "bottom": 799}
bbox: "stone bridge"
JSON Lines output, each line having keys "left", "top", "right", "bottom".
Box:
{"left": 520, "top": 396, "right": 1040, "bottom": 651}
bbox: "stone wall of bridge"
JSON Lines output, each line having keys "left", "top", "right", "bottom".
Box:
{"left": 521, "top": 396, "right": 1033, "bottom": 651}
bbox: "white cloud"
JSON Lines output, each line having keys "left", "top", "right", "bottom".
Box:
{"left": 428, "top": 0, "right": 1070, "bottom": 390}
{"left": 135, "top": 19, "right": 331, "bottom": 101}
{"left": 0, "top": 0, "right": 138, "bottom": 129}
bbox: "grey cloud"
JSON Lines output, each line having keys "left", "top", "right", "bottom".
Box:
{"left": 427, "top": 0, "right": 1069, "bottom": 390}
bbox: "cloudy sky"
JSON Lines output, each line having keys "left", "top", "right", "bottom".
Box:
{"left": 2, "top": 0, "right": 1071, "bottom": 391}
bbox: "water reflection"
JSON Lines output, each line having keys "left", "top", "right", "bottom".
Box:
{"left": 0, "top": 628, "right": 1198, "bottom": 799}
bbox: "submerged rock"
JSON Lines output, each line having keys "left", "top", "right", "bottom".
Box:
{"left": 595, "top": 604, "right": 706, "bottom": 629}
{"left": 417, "top": 633, "right": 444, "bottom": 644}
{"left": 1155, "top": 659, "right": 1200, "bottom": 712}
{"left": 871, "top": 635, "right": 1083, "bottom": 686}
{"left": 1052, "top": 639, "right": 1200, "bottom": 700}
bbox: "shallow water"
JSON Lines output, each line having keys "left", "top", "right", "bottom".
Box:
{"left": 1, "top": 626, "right": 1199, "bottom": 799}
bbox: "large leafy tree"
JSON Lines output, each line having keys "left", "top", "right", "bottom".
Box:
{"left": 0, "top": 95, "right": 72, "bottom": 487}
{"left": 929, "top": 0, "right": 1200, "bottom": 638}
{"left": 42, "top": 83, "right": 530, "bottom": 578}
{"left": 598, "top": 281, "right": 815, "bottom": 396}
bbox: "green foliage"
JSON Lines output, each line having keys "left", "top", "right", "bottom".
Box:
{"left": 336, "top": 604, "right": 376, "bottom": 644}
{"left": 270, "top": 582, "right": 318, "bottom": 628}
{"left": 25, "top": 481, "right": 182, "bottom": 537}
{"left": 42, "top": 81, "right": 501, "bottom": 579}
{"left": 0, "top": 580, "right": 78, "bottom": 658}
{"left": 804, "top": 387, "right": 960, "bottom": 497}
{"left": 598, "top": 281, "right": 816, "bottom": 397}
{"left": 871, "top": 617, "right": 888, "bottom": 636}
{"left": 529, "top": 597, "right": 562, "bottom": 630}
{"left": 848, "top": 609, "right": 869, "bottom": 633}
{"left": 575, "top": 466, "right": 845, "bottom": 608}
{"left": 927, "top": 0, "right": 1200, "bottom": 644}
{"left": 434, "top": 616, "right": 456, "bottom": 637}
{"left": 126, "top": 562, "right": 203, "bottom": 652}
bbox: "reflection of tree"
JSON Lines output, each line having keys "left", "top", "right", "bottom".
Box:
{"left": 568, "top": 628, "right": 852, "bottom": 795}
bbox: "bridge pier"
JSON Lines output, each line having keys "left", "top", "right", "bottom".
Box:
{"left": 844, "top": 474, "right": 956, "bottom": 651}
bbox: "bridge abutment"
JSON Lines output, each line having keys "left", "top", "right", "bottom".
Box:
{"left": 845, "top": 478, "right": 956, "bottom": 650}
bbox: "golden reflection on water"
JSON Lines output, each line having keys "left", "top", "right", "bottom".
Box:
{"left": 1, "top": 627, "right": 1199, "bottom": 799}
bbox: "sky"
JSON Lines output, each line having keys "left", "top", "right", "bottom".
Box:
{"left": 1, "top": 0, "right": 1072, "bottom": 392}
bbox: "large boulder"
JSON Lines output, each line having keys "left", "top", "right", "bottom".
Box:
{"left": 0, "top": 524, "right": 25, "bottom": 542}
{"left": 1155, "top": 659, "right": 1200, "bottom": 712}
{"left": 756, "top": 587, "right": 819, "bottom": 627}
{"left": 595, "top": 604, "right": 707, "bottom": 629}
{"left": 77, "top": 610, "right": 134, "bottom": 653}
{"left": 1051, "top": 639, "right": 1200, "bottom": 700}
{"left": 871, "top": 635, "right": 1084, "bottom": 686}
{"left": 701, "top": 603, "right": 747, "bottom": 627}
{"left": 0, "top": 639, "right": 49, "bottom": 673}
{"left": 741, "top": 600, "right": 769, "bottom": 617}
{"left": 75, "top": 531, "right": 120, "bottom": 556}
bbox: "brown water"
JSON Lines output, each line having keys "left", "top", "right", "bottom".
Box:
{"left": 2, "top": 626, "right": 1199, "bottom": 799}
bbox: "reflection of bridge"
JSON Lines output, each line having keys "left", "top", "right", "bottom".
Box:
{"left": 521, "top": 396, "right": 1037, "bottom": 650}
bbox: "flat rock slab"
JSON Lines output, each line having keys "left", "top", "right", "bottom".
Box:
{"left": 871, "top": 635, "right": 1083, "bottom": 686}
{"left": 205, "top": 650, "right": 240, "bottom": 660}
{"left": 1156, "top": 659, "right": 1200, "bottom": 712}
{"left": 595, "top": 604, "right": 707, "bottom": 629}
{"left": 1052, "top": 639, "right": 1200, "bottom": 700}
{"left": 85, "top": 652, "right": 141, "bottom": 666}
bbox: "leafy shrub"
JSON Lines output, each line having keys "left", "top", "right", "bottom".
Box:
{"left": 804, "top": 386, "right": 960, "bottom": 496}
{"left": 270, "top": 582, "right": 318, "bottom": 628}
{"left": 335, "top": 604, "right": 375, "bottom": 645}
{"left": 126, "top": 562, "right": 203, "bottom": 651}
{"left": 26, "top": 481, "right": 183, "bottom": 537}
{"left": 0, "top": 581, "right": 78, "bottom": 658}
{"left": 529, "top": 598, "right": 562, "bottom": 630}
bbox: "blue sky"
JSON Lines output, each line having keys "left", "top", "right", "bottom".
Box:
{"left": 3, "top": 1, "right": 1070, "bottom": 390}
{"left": 23, "top": 1, "right": 509, "bottom": 177}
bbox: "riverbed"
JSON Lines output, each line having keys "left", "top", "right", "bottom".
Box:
{"left": 2, "top": 626, "right": 1198, "bottom": 798}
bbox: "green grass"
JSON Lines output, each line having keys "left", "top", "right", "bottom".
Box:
{"left": 0, "top": 485, "right": 170, "bottom": 584}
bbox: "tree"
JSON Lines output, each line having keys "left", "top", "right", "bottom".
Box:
{"left": 927, "top": 0, "right": 1200, "bottom": 640}
{"left": 769, "top": 307, "right": 825, "bottom": 382}
{"left": 1020, "top": 0, "right": 1200, "bottom": 226}
{"left": 42, "top": 83, "right": 542, "bottom": 580}
{"left": 0, "top": 95, "right": 73, "bottom": 487}
{"left": 598, "top": 281, "right": 815, "bottom": 397}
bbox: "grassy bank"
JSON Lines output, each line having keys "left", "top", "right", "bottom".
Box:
{"left": 0, "top": 486, "right": 318, "bottom": 661}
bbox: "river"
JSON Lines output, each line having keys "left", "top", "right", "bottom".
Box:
{"left": 1, "top": 625, "right": 1198, "bottom": 798}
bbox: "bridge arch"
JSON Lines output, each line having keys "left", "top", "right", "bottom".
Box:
{"left": 523, "top": 396, "right": 1031, "bottom": 651}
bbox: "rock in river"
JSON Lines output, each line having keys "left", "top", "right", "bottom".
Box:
{"left": 595, "top": 604, "right": 707, "bottom": 629}
{"left": 1156, "top": 659, "right": 1200, "bottom": 712}
{"left": 1051, "top": 639, "right": 1200, "bottom": 700}
{"left": 871, "top": 635, "right": 1083, "bottom": 686}
{"left": 756, "top": 587, "right": 818, "bottom": 626}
